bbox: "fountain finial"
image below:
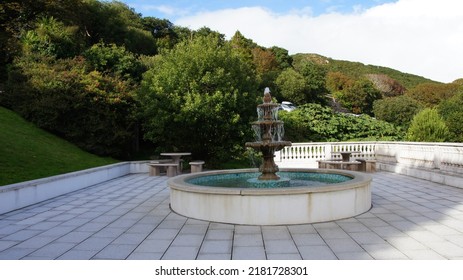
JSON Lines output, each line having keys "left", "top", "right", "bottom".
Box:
{"left": 263, "top": 87, "right": 272, "bottom": 103}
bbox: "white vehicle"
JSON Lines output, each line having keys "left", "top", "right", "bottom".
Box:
{"left": 279, "top": 101, "right": 297, "bottom": 112}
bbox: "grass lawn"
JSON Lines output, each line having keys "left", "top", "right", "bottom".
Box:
{"left": 0, "top": 106, "right": 118, "bottom": 186}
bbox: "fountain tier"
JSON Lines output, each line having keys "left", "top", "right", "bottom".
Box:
{"left": 245, "top": 90, "right": 291, "bottom": 181}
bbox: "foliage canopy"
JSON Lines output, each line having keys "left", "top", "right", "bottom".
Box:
{"left": 138, "top": 34, "right": 258, "bottom": 162}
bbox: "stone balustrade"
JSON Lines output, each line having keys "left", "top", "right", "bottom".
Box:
{"left": 276, "top": 141, "right": 463, "bottom": 188}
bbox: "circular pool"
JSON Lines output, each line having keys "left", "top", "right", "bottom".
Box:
{"left": 168, "top": 168, "right": 372, "bottom": 225}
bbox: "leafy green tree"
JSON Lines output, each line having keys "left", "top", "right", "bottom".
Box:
{"left": 270, "top": 46, "right": 293, "bottom": 69}
{"left": 406, "top": 108, "right": 450, "bottom": 142}
{"left": 275, "top": 68, "right": 308, "bottom": 104}
{"left": 21, "top": 16, "right": 82, "bottom": 58}
{"left": 373, "top": 95, "right": 423, "bottom": 129}
{"left": 438, "top": 92, "right": 463, "bottom": 142}
{"left": 334, "top": 78, "right": 381, "bottom": 115}
{"left": 299, "top": 61, "right": 328, "bottom": 104}
{"left": 138, "top": 34, "right": 258, "bottom": 162}
{"left": 83, "top": 42, "right": 145, "bottom": 82}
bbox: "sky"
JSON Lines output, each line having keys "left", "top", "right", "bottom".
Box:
{"left": 123, "top": 0, "right": 463, "bottom": 83}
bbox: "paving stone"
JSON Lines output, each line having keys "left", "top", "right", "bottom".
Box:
{"left": 232, "top": 246, "right": 266, "bottom": 260}
{"left": 298, "top": 245, "right": 337, "bottom": 260}
{"left": 171, "top": 234, "right": 204, "bottom": 247}
{"left": 205, "top": 229, "right": 234, "bottom": 240}
{"left": 324, "top": 238, "right": 365, "bottom": 253}
{"left": 361, "top": 243, "right": 409, "bottom": 260}
{"left": 146, "top": 229, "right": 180, "bottom": 240}
{"left": 0, "top": 240, "right": 18, "bottom": 251}
{"left": 349, "top": 231, "right": 387, "bottom": 245}
{"left": 197, "top": 253, "right": 231, "bottom": 260}
{"left": 162, "top": 246, "right": 199, "bottom": 260}
{"left": 336, "top": 251, "right": 374, "bottom": 260}
{"left": 126, "top": 252, "right": 163, "bottom": 260}
{"left": 58, "top": 249, "right": 98, "bottom": 260}
{"left": 200, "top": 240, "right": 232, "bottom": 254}
{"left": 233, "top": 234, "right": 263, "bottom": 247}
{"left": 402, "top": 249, "right": 447, "bottom": 260}
{"left": 27, "top": 242, "right": 75, "bottom": 259}
{"left": 92, "top": 244, "right": 138, "bottom": 260}
{"left": 267, "top": 253, "right": 301, "bottom": 260}
{"left": 291, "top": 233, "right": 326, "bottom": 246}
{"left": 264, "top": 239, "right": 298, "bottom": 254}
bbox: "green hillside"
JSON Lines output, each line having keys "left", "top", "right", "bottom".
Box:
{"left": 0, "top": 106, "right": 118, "bottom": 186}
{"left": 292, "top": 53, "right": 436, "bottom": 89}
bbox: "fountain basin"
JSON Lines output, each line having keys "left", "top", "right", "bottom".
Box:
{"left": 168, "top": 168, "right": 372, "bottom": 225}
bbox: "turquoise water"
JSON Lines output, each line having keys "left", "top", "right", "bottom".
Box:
{"left": 186, "top": 172, "right": 352, "bottom": 188}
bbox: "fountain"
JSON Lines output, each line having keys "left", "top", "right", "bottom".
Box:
{"left": 245, "top": 87, "right": 291, "bottom": 183}
{"left": 168, "top": 88, "right": 372, "bottom": 225}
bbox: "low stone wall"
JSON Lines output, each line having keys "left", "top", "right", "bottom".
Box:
{"left": 375, "top": 142, "right": 463, "bottom": 188}
{"left": 277, "top": 141, "right": 463, "bottom": 189}
{"left": 0, "top": 161, "right": 150, "bottom": 215}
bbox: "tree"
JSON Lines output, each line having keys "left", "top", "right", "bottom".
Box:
{"left": 438, "top": 92, "right": 463, "bottom": 142}
{"left": 406, "top": 82, "right": 460, "bottom": 107}
{"left": 406, "top": 108, "right": 450, "bottom": 142}
{"left": 275, "top": 68, "right": 308, "bottom": 104}
{"left": 299, "top": 61, "right": 328, "bottom": 104}
{"left": 21, "top": 16, "right": 83, "bottom": 59}
{"left": 138, "top": 34, "right": 258, "bottom": 162}
{"left": 270, "top": 46, "right": 293, "bottom": 69}
{"left": 373, "top": 95, "right": 423, "bottom": 129}
{"left": 3, "top": 55, "right": 139, "bottom": 157}
{"left": 83, "top": 42, "right": 145, "bottom": 82}
{"left": 326, "top": 71, "right": 353, "bottom": 93}
{"left": 365, "top": 74, "right": 405, "bottom": 97}
{"left": 334, "top": 78, "right": 381, "bottom": 115}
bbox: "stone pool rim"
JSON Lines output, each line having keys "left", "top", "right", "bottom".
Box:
{"left": 169, "top": 168, "right": 371, "bottom": 195}
{"left": 168, "top": 168, "right": 372, "bottom": 225}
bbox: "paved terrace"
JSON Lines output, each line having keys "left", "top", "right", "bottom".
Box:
{"left": 1, "top": 172, "right": 463, "bottom": 260}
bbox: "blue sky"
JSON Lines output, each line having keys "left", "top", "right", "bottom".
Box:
{"left": 122, "top": 0, "right": 463, "bottom": 83}
{"left": 124, "top": 0, "right": 396, "bottom": 20}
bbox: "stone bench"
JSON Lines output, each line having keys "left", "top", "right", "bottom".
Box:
{"left": 148, "top": 159, "right": 173, "bottom": 176}
{"left": 189, "top": 160, "right": 205, "bottom": 173}
{"left": 148, "top": 163, "right": 178, "bottom": 177}
{"left": 318, "top": 160, "right": 361, "bottom": 171}
{"left": 357, "top": 159, "right": 377, "bottom": 173}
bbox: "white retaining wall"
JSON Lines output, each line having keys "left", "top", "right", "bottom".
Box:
{"left": 0, "top": 161, "right": 150, "bottom": 215}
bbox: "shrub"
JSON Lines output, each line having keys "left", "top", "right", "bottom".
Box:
{"left": 373, "top": 95, "right": 423, "bottom": 129}
{"left": 406, "top": 108, "right": 450, "bottom": 142}
{"left": 279, "top": 103, "right": 403, "bottom": 142}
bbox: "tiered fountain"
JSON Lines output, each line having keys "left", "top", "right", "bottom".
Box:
{"left": 245, "top": 87, "right": 292, "bottom": 183}
{"left": 168, "top": 88, "right": 372, "bottom": 225}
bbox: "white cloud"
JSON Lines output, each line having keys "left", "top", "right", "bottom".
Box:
{"left": 176, "top": 0, "right": 463, "bottom": 83}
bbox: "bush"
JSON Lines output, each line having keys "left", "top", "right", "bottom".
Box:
{"left": 279, "top": 103, "right": 403, "bottom": 142}
{"left": 406, "top": 108, "right": 450, "bottom": 142}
